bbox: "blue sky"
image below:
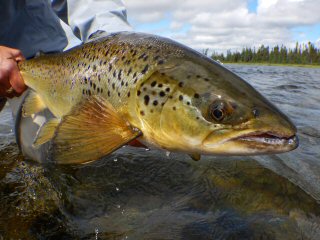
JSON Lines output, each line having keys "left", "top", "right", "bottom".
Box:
{"left": 125, "top": 0, "right": 320, "bottom": 52}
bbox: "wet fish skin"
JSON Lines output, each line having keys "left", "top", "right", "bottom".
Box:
{"left": 18, "top": 32, "right": 298, "bottom": 163}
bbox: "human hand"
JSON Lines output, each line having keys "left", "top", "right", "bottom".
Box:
{"left": 0, "top": 46, "right": 27, "bottom": 98}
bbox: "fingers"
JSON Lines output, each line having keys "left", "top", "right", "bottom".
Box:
{"left": 9, "top": 62, "right": 27, "bottom": 94}
{"left": 0, "top": 46, "right": 27, "bottom": 98}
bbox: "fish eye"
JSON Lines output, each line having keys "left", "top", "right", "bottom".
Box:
{"left": 210, "top": 100, "right": 226, "bottom": 122}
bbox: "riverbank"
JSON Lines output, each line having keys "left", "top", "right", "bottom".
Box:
{"left": 222, "top": 62, "right": 320, "bottom": 68}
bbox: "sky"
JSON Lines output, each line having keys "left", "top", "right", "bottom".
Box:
{"left": 124, "top": 0, "right": 320, "bottom": 53}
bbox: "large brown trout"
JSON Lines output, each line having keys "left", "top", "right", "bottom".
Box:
{"left": 18, "top": 32, "right": 298, "bottom": 164}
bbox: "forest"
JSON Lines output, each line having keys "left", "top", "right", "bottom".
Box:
{"left": 209, "top": 42, "right": 320, "bottom": 65}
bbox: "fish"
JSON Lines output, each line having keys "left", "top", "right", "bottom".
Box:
{"left": 18, "top": 32, "right": 298, "bottom": 164}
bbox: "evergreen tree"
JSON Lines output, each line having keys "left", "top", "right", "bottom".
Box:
{"left": 210, "top": 41, "right": 320, "bottom": 65}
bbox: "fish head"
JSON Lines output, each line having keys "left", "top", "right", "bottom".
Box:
{"left": 137, "top": 56, "right": 298, "bottom": 156}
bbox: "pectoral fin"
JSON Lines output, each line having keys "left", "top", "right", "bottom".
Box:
{"left": 22, "top": 91, "right": 46, "bottom": 117}
{"left": 33, "top": 118, "right": 60, "bottom": 147}
{"left": 50, "top": 96, "right": 142, "bottom": 164}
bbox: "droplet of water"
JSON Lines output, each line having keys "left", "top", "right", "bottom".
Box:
{"left": 114, "top": 158, "right": 118, "bottom": 162}
{"left": 116, "top": 187, "right": 119, "bottom": 191}
{"left": 145, "top": 148, "right": 150, "bottom": 151}
{"left": 95, "top": 228, "right": 99, "bottom": 240}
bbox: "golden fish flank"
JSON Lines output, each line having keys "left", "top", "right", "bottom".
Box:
{"left": 18, "top": 32, "right": 298, "bottom": 164}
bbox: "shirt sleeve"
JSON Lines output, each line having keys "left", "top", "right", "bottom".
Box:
{"left": 64, "top": 0, "right": 132, "bottom": 42}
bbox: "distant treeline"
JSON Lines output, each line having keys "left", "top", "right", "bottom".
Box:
{"left": 209, "top": 42, "right": 320, "bottom": 65}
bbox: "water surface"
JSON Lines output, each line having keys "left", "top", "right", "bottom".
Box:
{"left": 0, "top": 64, "right": 319, "bottom": 239}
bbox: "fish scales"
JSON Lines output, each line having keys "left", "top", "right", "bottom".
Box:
{"left": 18, "top": 32, "right": 298, "bottom": 164}
{"left": 19, "top": 32, "right": 184, "bottom": 118}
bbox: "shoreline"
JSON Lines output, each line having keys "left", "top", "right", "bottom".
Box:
{"left": 221, "top": 62, "right": 320, "bottom": 68}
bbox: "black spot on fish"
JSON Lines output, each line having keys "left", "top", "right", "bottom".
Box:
{"left": 187, "top": 102, "right": 190, "bottom": 105}
{"left": 144, "top": 95, "right": 150, "bottom": 105}
{"left": 173, "top": 106, "right": 176, "bottom": 111}
{"left": 138, "top": 53, "right": 146, "bottom": 60}
{"left": 82, "top": 89, "right": 85, "bottom": 95}
{"left": 96, "top": 87, "right": 100, "bottom": 93}
{"left": 90, "top": 81, "right": 93, "bottom": 87}
{"left": 108, "top": 78, "right": 110, "bottom": 83}
{"left": 101, "top": 88, "right": 103, "bottom": 93}
{"left": 122, "top": 56, "right": 125, "bottom": 61}
{"left": 112, "top": 83, "right": 115, "bottom": 90}
{"left": 132, "top": 50, "right": 137, "bottom": 57}
{"left": 159, "top": 91, "right": 165, "bottom": 97}
{"left": 194, "top": 93, "right": 200, "bottom": 99}
{"left": 179, "top": 95, "right": 183, "bottom": 101}
{"left": 140, "top": 111, "right": 145, "bottom": 116}
{"left": 93, "top": 83, "right": 96, "bottom": 90}
{"left": 141, "top": 65, "right": 149, "bottom": 74}
{"left": 166, "top": 87, "right": 170, "bottom": 92}
{"left": 127, "top": 68, "right": 132, "bottom": 76}
{"left": 178, "top": 82, "right": 184, "bottom": 87}
{"left": 93, "top": 65, "right": 97, "bottom": 71}
{"left": 88, "top": 90, "right": 91, "bottom": 96}
{"left": 84, "top": 77, "right": 88, "bottom": 84}
{"left": 158, "top": 83, "right": 163, "bottom": 88}
{"left": 127, "top": 92, "right": 130, "bottom": 97}
{"left": 196, "top": 75, "right": 201, "bottom": 78}
{"left": 137, "top": 90, "right": 141, "bottom": 96}
{"left": 204, "top": 78, "right": 210, "bottom": 82}
{"left": 121, "top": 81, "right": 124, "bottom": 86}
{"left": 151, "top": 81, "right": 157, "bottom": 87}
{"left": 133, "top": 72, "right": 137, "bottom": 78}
{"left": 125, "top": 82, "right": 128, "bottom": 87}
{"left": 108, "top": 91, "right": 110, "bottom": 97}
{"left": 108, "top": 64, "right": 112, "bottom": 72}
{"left": 134, "top": 78, "right": 138, "bottom": 84}
{"left": 143, "top": 87, "right": 147, "bottom": 91}
{"left": 118, "top": 92, "right": 120, "bottom": 97}
{"left": 153, "top": 100, "right": 158, "bottom": 106}
{"left": 118, "top": 70, "right": 122, "bottom": 80}
{"left": 98, "top": 75, "right": 101, "bottom": 82}
{"left": 113, "top": 70, "right": 116, "bottom": 78}
{"left": 150, "top": 109, "right": 154, "bottom": 113}
{"left": 196, "top": 117, "right": 200, "bottom": 120}
{"left": 147, "top": 46, "right": 152, "bottom": 50}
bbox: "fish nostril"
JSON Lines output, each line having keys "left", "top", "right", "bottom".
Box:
{"left": 252, "top": 108, "right": 260, "bottom": 118}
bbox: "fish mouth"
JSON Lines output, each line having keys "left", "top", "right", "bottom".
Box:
{"left": 232, "top": 131, "right": 299, "bottom": 152}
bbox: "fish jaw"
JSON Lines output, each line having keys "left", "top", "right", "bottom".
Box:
{"left": 202, "top": 128, "right": 298, "bottom": 155}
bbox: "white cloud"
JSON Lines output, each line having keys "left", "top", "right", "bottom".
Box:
{"left": 124, "top": 0, "right": 320, "bottom": 52}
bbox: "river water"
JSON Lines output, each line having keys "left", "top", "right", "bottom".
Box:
{"left": 0, "top": 64, "right": 319, "bottom": 239}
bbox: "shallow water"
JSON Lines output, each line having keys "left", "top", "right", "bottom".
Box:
{"left": 0, "top": 64, "right": 320, "bottom": 239}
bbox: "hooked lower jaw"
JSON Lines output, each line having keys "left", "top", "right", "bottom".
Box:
{"left": 202, "top": 131, "right": 299, "bottom": 155}
{"left": 234, "top": 132, "right": 299, "bottom": 152}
